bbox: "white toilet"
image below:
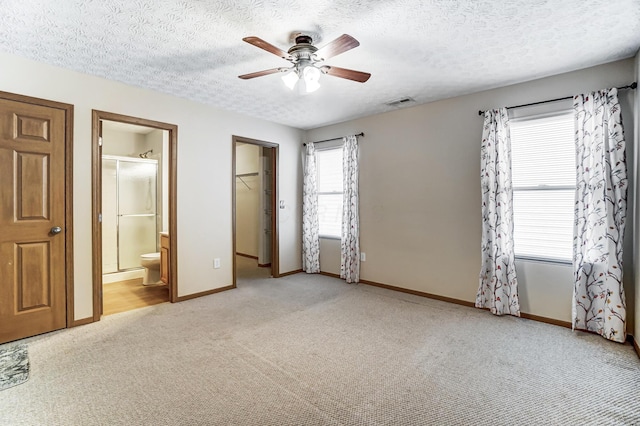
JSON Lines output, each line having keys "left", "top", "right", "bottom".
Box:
{"left": 140, "top": 252, "right": 161, "bottom": 285}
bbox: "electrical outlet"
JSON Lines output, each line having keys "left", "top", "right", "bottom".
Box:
{"left": 214, "top": 258, "right": 220, "bottom": 269}
{"left": 360, "top": 252, "right": 366, "bottom": 262}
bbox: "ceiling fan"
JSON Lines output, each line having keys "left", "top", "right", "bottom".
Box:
{"left": 238, "top": 34, "right": 371, "bottom": 93}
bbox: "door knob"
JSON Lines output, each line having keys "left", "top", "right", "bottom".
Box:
{"left": 50, "top": 226, "right": 62, "bottom": 235}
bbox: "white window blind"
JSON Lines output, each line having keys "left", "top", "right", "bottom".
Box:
{"left": 316, "top": 148, "right": 343, "bottom": 238}
{"left": 510, "top": 112, "right": 575, "bottom": 262}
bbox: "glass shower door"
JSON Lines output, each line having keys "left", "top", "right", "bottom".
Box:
{"left": 102, "top": 159, "right": 118, "bottom": 274}
{"left": 117, "top": 160, "right": 158, "bottom": 270}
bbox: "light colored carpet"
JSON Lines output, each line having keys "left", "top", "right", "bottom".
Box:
{"left": 0, "top": 256, "right": 638, "bottom": 425}
{"left": 0, "top": 343, "right": 29, "bottom": 391}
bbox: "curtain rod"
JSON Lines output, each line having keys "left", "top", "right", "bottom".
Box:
{"left": 303, "top": 132, "right": 364, "bottom": 146}
{"left": 477, "top": 82, "right": 637, "bottom": 116}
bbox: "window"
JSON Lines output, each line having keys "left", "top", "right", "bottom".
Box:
{"left": 316, "top": 148, "right": 343, "bottom": 238}
{"left": 510, "top": 112, "right": 575, "bottom": 263}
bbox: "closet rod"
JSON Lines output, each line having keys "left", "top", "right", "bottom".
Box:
{"left": 477, "top": 82, "right": 637, "bottom": 116}
{"left": 303, "top": 132, "right": 364, "bottom": 146}
{"left": 235, "top": 172, "right": 259, "bottom": 177}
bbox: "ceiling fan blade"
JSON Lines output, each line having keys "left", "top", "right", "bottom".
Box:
{"left": 315, "top": 34, "right": 360, "bottom": 61}
{"left": 238, "top": 67, "right": 289, "bottom": 80}
{"left": 321, "top": 66, "right": 371, "bottom": 83}
{"left": 242, "top": 37, "right": 292, "bottom": 61}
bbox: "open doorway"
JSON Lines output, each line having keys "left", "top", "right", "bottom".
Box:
{"left": 232, "top": 136, "right": 279, "bottom": 284}
{"left": 92, "top": 111, "right": 178, "bottom": 320}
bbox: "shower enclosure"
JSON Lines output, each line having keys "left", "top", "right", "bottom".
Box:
{"left": 102, "top": 155, "right": 158, "bottom": 275}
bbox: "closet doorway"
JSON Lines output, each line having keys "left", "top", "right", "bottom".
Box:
{"left": 92, "top": 111, "right": 178, "bottom": 320}
{"left": 232, "top": 136, "right": 279, "bottom": 284}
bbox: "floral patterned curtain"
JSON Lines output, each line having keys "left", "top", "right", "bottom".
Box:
{"left": 340, "top": 135, "right": 360, "bottom": 283}
{"left": 476, "top": 108, "right": 520, "bottom": 316}
{"left": 572, "top": 88, "right": 627, "bottom": 343}
{"left": 302, "top": 142, "right": 320, "bottom": 273}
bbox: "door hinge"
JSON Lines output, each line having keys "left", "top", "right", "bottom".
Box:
{"left": 98, "top": 213, "right": 102, "bottom": 223}
{"left": 98, "top": 137, "right": 103, "bottom": 147}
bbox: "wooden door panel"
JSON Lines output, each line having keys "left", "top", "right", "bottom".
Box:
{"left": 14, "top": 114, "right": 51, "bottom": 142}
{"left": 160, "top": 247, "right": 169, "bottom": 284}
{"left": 17, "top": 152, "right": 50, "bottom": 220}
{"left": 0, "top": 97, "right": 66, "bottom": 343}
{"left": 17, "top": 242, "right": 51, "bottom": 311}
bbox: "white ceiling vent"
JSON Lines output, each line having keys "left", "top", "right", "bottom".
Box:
{"left": 385, "top": 97, "right": 415, "bottom": 108}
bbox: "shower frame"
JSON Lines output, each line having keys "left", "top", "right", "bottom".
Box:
{"left": 102, "top": 154, "right": 159, "bottom": 274}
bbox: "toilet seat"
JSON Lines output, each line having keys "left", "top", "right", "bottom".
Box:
{"left": 140, "top": 252, "right": 160, "bottom": 261}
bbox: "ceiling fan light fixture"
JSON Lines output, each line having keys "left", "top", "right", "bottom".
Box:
{"left": 304, "top": 79, "right": 321, "bottom": 93}
{"left": 281, "top": 64, "right": 321, "bottom": 93}
{"left": 281, "top": 71, "right": 299, "bottom": 90}
{"left": 302, "top": 65, "right": 321, "bottom": 93}
{"left": 297, "top": 78, "right": 320, "bottom": 94}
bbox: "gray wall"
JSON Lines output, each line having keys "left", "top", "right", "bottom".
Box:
{"left": 307, "top": 58, "right": 636, "bottom": 326}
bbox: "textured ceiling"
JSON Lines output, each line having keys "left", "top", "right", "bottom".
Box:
{"left": 1, "top": 0, "right": 639, "bottom": 130}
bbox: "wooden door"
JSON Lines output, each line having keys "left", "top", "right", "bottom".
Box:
{"left": 160, "top": 234, "right": 169, "bottom": 284}
{"left": 0, "top": 97, "right": 67, "bottom": 343}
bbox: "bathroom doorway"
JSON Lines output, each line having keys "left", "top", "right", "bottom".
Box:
{"left": 232, "top": 136, "right": 279, "bottom": 284}
{"left": 92, "top": 111, "right": 178, "bottom": 319}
